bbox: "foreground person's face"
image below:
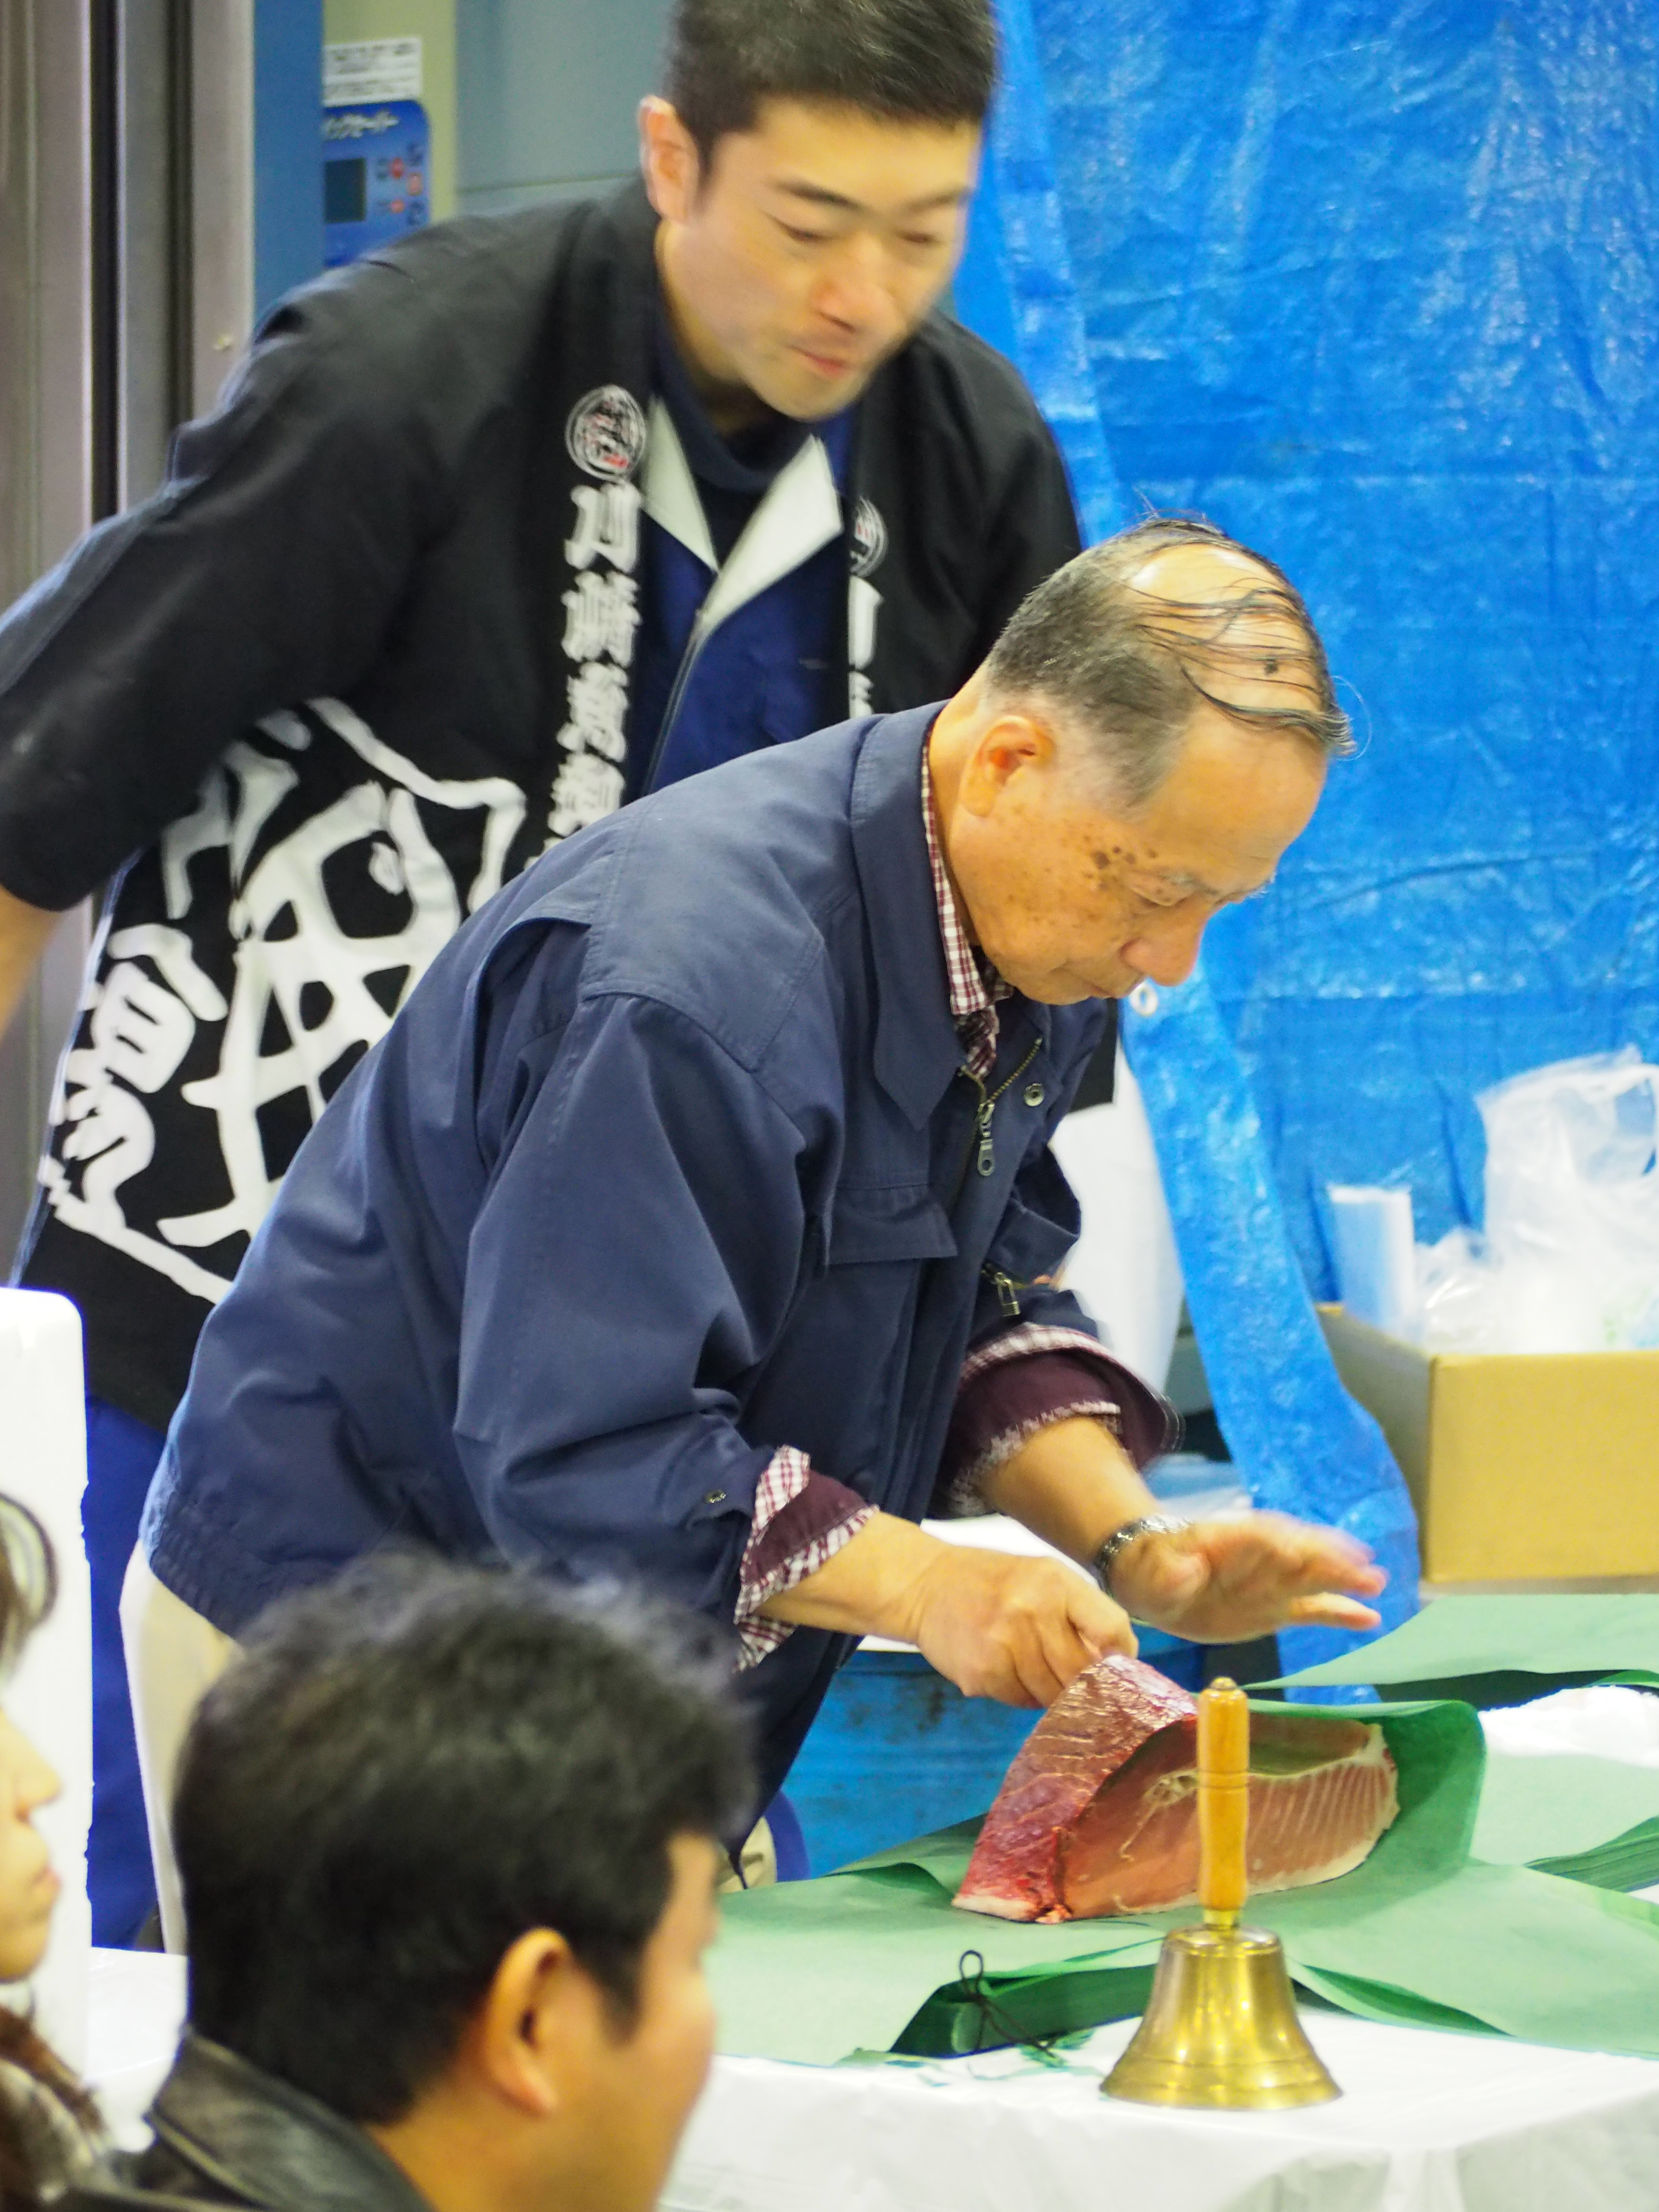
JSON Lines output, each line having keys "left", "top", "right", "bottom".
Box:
{"left": 574, "top": 1832, "right": 722, "bottom": 2212}
{"left": 0, "top": 1708, "right": 60, "bottom": 1984}
{"left": 951, "top": 707, "right": 1328, "bottom": 1006}
{"left": 648, "top": 97, "right": 979, "bottom": 423}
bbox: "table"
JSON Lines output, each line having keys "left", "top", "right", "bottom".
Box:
{"left": 82, "top": 1688, "right": 1659, "bottom": 2211}
{"left": 84, "top": 1933, "right": 1659, "bottom": 2212}
{"left": 666, "top": 2012, "right": 1659, "bottom": 2212}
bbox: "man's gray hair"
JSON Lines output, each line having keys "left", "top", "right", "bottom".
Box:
{"left": 984, "top": 515, "right": 1352, "bottom": 811}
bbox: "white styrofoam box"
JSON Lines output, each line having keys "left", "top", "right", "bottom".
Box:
{"left": 0, "top": 1290, "right": 91, "bottom": 2069}
{"left": 1482, "top": 1686, "right": 1659, "bottom": 1770}
{"left": 85, "top": 1948, "right": 186, "bottom": 2146}
{"left": 1050, "top": 1048, "right": 1185, "bottom": 1395}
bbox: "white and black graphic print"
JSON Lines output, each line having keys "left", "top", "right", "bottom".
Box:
{"left": 851, "top": 497, "right": 887, "bottom": 579}
{"left": 547, "top": 386, "right": 646, "bottom": 843}
{"left": 38, "top": 699, "right": 527, "bottom": 1306}
{"left": 848, "top": 498, "right": 886, "bottom": 719}
{"left": 564, "top": 384, "right": 648, "bottom": 481}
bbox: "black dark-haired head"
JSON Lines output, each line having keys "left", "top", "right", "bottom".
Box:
{"left": 174, "top": 1557, "right": 752, "bottom": 2124}
{"left": 665, "top": 0, "right": 997, "bottom": 169}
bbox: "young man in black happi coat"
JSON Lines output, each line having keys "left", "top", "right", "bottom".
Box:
{"left": 0, "top": 0, "right": 1084, "bottom": 1943}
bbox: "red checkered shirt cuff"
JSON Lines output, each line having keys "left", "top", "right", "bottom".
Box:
{"left": 938, "top": 1325, "right": 1177, "bottom": 1515}
{"left": 733, "top": 1449, "right": 875, "bottom": 1669}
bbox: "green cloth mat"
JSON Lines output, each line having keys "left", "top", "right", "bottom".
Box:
{"left": 711, "top": 1699, "right": 1659, "bottom": 2066}
{"left": 1275, "top": 1594, "right": 1659, "bottom": 1692}
{"left": 1474, "top": 1749, "right": 1659, "bottom": 1890}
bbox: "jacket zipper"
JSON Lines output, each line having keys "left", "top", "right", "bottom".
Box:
{"left": 950, "top": 1034, "right": 1042, "bottom": 1207}
{"left": 642, "top": 613, "right": 715, "bottom": 794}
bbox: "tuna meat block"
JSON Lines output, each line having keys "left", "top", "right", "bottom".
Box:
{"left": 954, "top": 1653, "right": 1398, "bottom": 1923}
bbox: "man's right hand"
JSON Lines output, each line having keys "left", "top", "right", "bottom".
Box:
{"left": 902, "top": 1543, "right": 1136, "bottom": 1707}
{"left": 758, "top": 1509, "right": 1134, "bottom": 1708}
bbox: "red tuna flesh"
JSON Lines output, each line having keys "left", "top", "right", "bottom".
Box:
{"left": 954, "top": 1654, "right": 1398, "bottom": 1923}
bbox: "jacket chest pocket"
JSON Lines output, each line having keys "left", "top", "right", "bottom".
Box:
{"left": 826, "top": 1184, "right": 957, "bottom": 1269}
{"left": 755, "top": 1185, "right": 956, "bottom": 1492}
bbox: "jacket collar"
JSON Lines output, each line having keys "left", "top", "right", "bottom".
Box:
{"left": 849, "top": 707, "right": 1053, "bottom": 1127}
{"left": 144, "top": 2033, "right": 433, "bottom": 2212}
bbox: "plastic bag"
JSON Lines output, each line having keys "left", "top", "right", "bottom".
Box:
{"left": 1416, "top": 1050, "right": 1659, "bottom": 1353}
{"left": 1413, "top": 1224, "right": 1501, "bottom": 1353}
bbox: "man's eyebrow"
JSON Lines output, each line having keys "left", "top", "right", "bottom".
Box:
{"left": 1135, "top": 865, "right": 1211, "bottom": 897}
{"left": 1140, "top": 864, "right": 1276, "bottom": 903}
{"left": 773, "top": 180, "right": 969, "bottom": 217}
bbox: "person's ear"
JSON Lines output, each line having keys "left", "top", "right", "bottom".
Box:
{"left": 640, "top": 98, "right": 702, "bottom": 224}
{"left": 469, "top": 1930, "right": 579, "bottom": 2119}
{"left": 957, "top": 715, "right": 1056, "bottom": 817}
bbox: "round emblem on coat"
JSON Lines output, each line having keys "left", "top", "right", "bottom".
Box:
{"left": 851, "top": 497, "right": 888, "bottom": 577}
{"left": 565, "top": 385, "right": 648, "bottom": 481}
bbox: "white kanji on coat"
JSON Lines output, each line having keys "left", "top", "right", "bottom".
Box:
{"left": 547, "top": 749, "right": 626, "bottom": 839}
{"left": 557, "top": 659, "right": 630, "bottom": 763}
{"left": 40, "top": 701, "right": 528, "bottom": 1304}
{"left": 565, "top": 482, "right": 641, "bottom": 574}
{"left": 42, "top": 924, "right": 231, "bottom": 1300}
{"left": 561, "top": 569, "right": 640, "bottom": 667}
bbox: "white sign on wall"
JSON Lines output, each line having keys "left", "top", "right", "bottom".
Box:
{"left": 324, "top": 37, "right": 423, "bottom": 107}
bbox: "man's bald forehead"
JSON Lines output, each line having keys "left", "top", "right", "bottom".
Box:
{"left": 1127, "top": 541, "right": 1275, "bottom": 601}
{"left": 981, "top": 513, "right": 1351, "bottom": 813}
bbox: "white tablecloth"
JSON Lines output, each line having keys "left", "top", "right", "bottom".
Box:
{"left": 84, "top": 1942, "right": 1659, "bottom": 2212}
{"left": 667, "top": 2011, "right": 1659, "bottom": 2212}
{"left": 83, "top": 1689, "right": 1659, "bottom": 2210}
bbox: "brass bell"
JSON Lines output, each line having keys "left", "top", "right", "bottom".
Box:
{"left": 1103, "top": 1680, "right": 1339, "bottom": 2110}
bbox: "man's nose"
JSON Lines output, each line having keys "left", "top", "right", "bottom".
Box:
{"left": 812, "top": 236, "right": 902, "bottom": 340}
{"left": 1124, "top": 912, "right": 1208, "bottom": 988}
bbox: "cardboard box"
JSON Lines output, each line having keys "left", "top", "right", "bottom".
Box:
{"left": 1317, "top": 1303, "right": 1659, "bottom": 1586}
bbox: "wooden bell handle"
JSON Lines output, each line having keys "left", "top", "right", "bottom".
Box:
{"left": 1198, "top": 1677, "right": 1250, "bottom": 1924}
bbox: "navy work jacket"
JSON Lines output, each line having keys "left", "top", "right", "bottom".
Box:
{"left": 146, "top": 708, "right": 1111, "bottom": 1805}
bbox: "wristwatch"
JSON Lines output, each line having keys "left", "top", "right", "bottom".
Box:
{"left": 1090, "top": 1514, "right": 1188, "bottom": 1599}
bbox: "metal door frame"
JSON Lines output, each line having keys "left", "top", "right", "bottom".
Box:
{"left": 0, "top": 2, "right": 97, "bottom": 1266}
{"left": 0, "top": 0, "right": 254, "bottom": 1264}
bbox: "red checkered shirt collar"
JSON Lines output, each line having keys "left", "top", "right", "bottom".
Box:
{"left": 921, "top": 750, "right": 1010, "bottom": 1082}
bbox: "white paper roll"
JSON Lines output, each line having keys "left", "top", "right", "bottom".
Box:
{"left": 1326, "top": 1185, "right": 1418, "bottom": 1339}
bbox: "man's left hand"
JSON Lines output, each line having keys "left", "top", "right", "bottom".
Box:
{"left": 1108, "top": 1513, "right": 1386, "bottom": 1643}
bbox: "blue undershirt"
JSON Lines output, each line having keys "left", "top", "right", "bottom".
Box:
{"left": 630, "top": 319, "right": 855, "bottom": 796}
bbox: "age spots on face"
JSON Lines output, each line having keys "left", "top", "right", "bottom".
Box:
{"left": 1091, "top": 840, "right": 1148, "bottom": 885}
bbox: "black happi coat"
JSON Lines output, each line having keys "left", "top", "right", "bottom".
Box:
{"left": 0, "top": 180, "right": 1082, "bottom": 1427}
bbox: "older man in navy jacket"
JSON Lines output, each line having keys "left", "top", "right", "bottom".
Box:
{"left": 127, "top": 520, "right": 1385, "bottom": 1929}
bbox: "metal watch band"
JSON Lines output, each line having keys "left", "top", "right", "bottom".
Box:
{"left": 1091, "top": 1513, "right": 1189, "bottom": 1598}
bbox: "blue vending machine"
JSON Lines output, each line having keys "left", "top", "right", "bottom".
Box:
{"left": 323, "top": 97, "right": 430, "bottom": 266}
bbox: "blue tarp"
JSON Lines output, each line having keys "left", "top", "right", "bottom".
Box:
{"left": 962, "top": 0, "right": 1659, "bottom": 1288}
{"left": 950, "top": 1, "right": 1659, "bottom": 1663}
